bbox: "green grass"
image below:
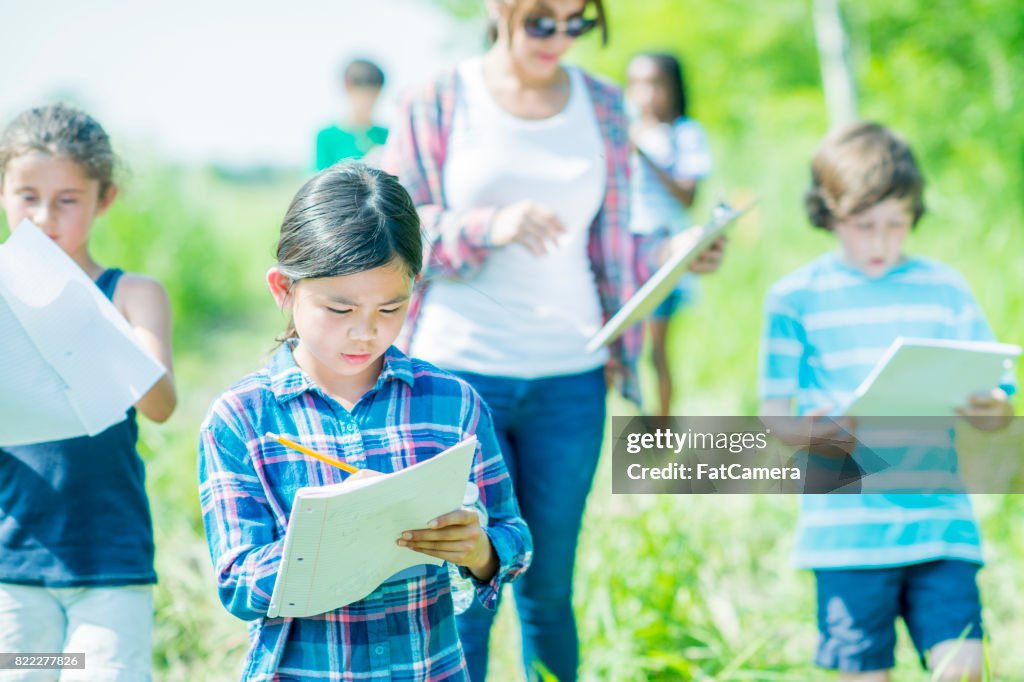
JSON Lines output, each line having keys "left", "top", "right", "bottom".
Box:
{"left": 146, "top": 319, "right": 279, "bottom": 681}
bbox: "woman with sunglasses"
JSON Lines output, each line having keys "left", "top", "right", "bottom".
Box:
{"left": 384, "top": 1, "right": 720, "bottom": 679}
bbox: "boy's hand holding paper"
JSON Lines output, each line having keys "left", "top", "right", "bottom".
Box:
{"left": 761, "top": 403, "right": 858, "bottom": 455}
{"left": 956, "top": 388, "right": 1013, "bottom": 432}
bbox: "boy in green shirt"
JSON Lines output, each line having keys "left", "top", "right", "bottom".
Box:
{"left": 315, "top": 58, "right": 388, "bottom": 169}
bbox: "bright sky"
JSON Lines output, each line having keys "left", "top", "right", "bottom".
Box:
{"left": 0, "top": 0, "right": 479, "bottom": 167}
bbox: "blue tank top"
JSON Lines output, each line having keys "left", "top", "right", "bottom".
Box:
{"left": 0, "top": 269, "right": 156, "bottom": 587}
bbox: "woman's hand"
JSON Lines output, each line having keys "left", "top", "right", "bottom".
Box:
{"left": 490, "top": 201, "right": 566, "bottom": 256}
{"left": 688, "top": 236, "right": 726, "bottom": 274}
{"left": 398, "top": 509, "right": 498, "bottom": 581}
{"left": 656, "top": 227, "right": 727, "bottom": 274}
{"left": 957, "top": 388, "right": 1013, "bottom": 432}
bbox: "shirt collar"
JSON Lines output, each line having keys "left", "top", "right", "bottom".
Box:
{"left": 376, "top": 345, "right": 415, "bottom": 390}
{"left": 268, "top": 340, "right": 414, "bottom": 404}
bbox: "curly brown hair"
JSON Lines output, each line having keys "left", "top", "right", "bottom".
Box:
{"left": 0, "top": 104, "right": 117, "bottom": 200}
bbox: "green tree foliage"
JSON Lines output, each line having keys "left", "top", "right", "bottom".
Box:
{"left": 431, "top": 0, "right": 1023, "bottom": 345}
{"left": 434, "top": 0, "right": 1023, "bottom": 205}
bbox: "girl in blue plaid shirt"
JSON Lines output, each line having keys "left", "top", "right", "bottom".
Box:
{"left": 198, "top": 163, "right": 532, "bottom": 681}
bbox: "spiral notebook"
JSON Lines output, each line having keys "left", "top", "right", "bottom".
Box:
{"left": 267, "top": 437, "right": 478, "bottom": 618}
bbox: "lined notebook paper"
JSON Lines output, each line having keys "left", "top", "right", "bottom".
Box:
{"left": 267, "top": 437, "right": 478, "bottom": 618}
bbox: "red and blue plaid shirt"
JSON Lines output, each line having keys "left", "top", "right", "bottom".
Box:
{"left": 198, "top": 342, "right": 532, "bottom": 680}
{"left": 381, "top": 66, "right": 658, "bottom": 404}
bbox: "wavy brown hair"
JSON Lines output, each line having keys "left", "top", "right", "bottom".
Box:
{"left": 805, "top": 122, "right": 925, "bottom": 231}
{"left": 0, "top": 104, "right": 117, "bottom": 199}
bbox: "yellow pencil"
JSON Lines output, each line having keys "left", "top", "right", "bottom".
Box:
{"left": 266, "top": 432, "right": 360, "bottom": 474}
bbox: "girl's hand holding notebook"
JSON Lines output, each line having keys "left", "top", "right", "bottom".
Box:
{"left": 398, "top": 508, "right": 498, "bottom": 582}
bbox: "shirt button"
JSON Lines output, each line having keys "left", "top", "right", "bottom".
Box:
{"left": 374, "top": 645, "right": 385, "bottom": 655}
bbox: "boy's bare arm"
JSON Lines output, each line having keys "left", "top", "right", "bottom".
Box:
{"left": 759, "top": 399, "right": 857, "bottom": 454}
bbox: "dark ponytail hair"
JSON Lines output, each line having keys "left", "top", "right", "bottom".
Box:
{"left": 635, "top": 52, "right": 688, "bottom": 120}
{"left": 276, "top": 162, "right": 422, "bottom": 281}
{"left": 274, "top": 163, "right": 422, "bottom": 340}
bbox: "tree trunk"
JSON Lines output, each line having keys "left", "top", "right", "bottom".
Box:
{"left": 813, "top": 0, "right": 858, "bottom": 128}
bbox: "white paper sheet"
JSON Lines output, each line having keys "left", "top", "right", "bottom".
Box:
{"left": 586, "top": 201, "right": 753, "bottom": 352}
{"left": 843, "top": 337, "right": 1021, "bottom": 416}
{"left": 0, "top": 220, "right": 166, "bottom": 445}
{"left": 268, "top": 437, "right": 478, "bottom": 618}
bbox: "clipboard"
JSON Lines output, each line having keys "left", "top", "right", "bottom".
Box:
{"left": 586, "top": 201, "right": 753, "bottom": 352}
{"left": 843, "top": 337, "right": 1020, "bottom": 416}
{"left": 267, "top": 437, "right": 477, "bottom": 618}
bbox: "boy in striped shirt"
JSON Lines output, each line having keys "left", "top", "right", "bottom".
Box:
{"left": 759, "top": 122, "right": 1013, "bottom": 681}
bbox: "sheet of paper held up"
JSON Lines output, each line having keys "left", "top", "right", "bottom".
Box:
{"left": 0, "top": 220, "right": 166, "bottom": 446}
{"left": 586, "top": 200, "right": 754, "bottom": 353}
{"left": 843, "top": 337, "right": 1021, "bottom": 417}
{"left": 268, "top": 437, "right": 478, "bottom": 618}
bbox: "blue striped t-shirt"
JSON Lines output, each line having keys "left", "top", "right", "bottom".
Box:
{"left": 759, "top": 252, "right": 996, "bottom": 569}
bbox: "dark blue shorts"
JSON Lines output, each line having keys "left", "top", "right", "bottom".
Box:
{"left": 814, "top": 560, "right": 983, "bottom": 672}
{"left": 652, "top": 288, "right": 684, "bottom": 320}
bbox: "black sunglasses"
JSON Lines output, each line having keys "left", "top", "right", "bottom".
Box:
{"left": 522, "top": 15, "right": 598, "bottom": 39}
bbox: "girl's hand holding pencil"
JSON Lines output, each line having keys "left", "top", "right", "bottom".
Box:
{"left": 345, "top": 469, "right": 387, "bottom": 483}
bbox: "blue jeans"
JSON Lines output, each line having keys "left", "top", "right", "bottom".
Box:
{"left": 453, "top": 368, "right": 607, "bottom": 682}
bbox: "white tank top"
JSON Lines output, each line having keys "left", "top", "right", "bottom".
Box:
{"left": 411, "top": 57, "right": 609, "bottom": 378}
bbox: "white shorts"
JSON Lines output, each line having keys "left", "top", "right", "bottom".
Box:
{"left": 0, "top": 583, "right": 153, "bottom": 682}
